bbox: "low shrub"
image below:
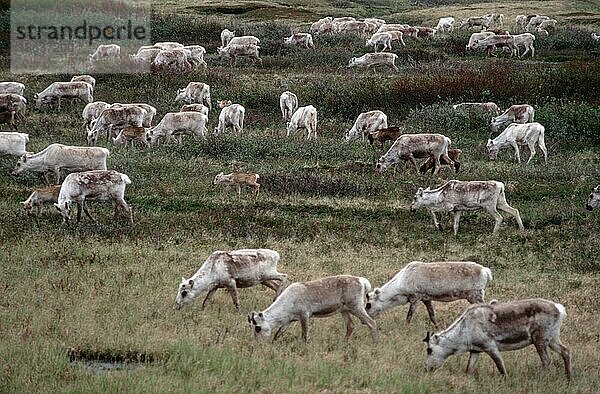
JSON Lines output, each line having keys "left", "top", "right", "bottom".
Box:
{"left": 537, "top": 26, "right": 600, "bottom": 51}
{"left": 175, "top": 135, "right": 368, "bottom": 163}
{"left": 263, "top": 169, "right": 381, "bottom": 197}
{"left": 151, "top": 14, "right": 225, "bottom": 48}
{"left": 404, "top": 102, "right": 491, "bottom": 141}
{"left": 536, "top": 100, "right": 600, "bottom": 144}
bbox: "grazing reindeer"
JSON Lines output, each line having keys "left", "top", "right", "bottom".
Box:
{"left": 213, "top": 172, "right": 260, "bottom": 197}
{"left": 424, "top": 298, "right": 571, "bottom": 380}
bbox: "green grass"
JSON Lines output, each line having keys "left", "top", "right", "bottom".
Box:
{"left": 1, "top": 0, "right": 600, "bottom": 392}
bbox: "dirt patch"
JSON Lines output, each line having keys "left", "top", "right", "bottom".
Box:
{"left": 188, "top": 2, "right": 268, "bottom": 15}
{"left": 244, "top": 7, "right": 315, "bottom": 21}
{"left": 186, "top": 2, "right": 314, "bottom": 21}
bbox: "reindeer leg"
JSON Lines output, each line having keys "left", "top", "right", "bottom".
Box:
{"left": 349, "top": 306, "right": 378, "bottom": 342}
{"left": 423, "top": 300, "right": 437, "bottom": 325}
{"left": 409, "top": 155, "right": 419, "bottom": 174}
{"left": 273, "top": 322, "right": 291, "bottom": 341}
{"left": 406, "top": 300, "right": 418, "bottom": 323}
{"left": 82, "top": 201, "right": 95, "bottom": 222}
{"left": 466, "top": 351, "right": 481, "bottom": 374}
{"left": 201, "top": 287, "right": 218, "bottom": 309}
{"left": 453, "top": 211, "right": 462, "bottom": 235}
{"left": 226, "top": 280, "right": 240, "bottom": 310}
{"left": 549, "top": 337, "right": 572, "bottom": 381}
{"left": 486, "top": 346, "right": 507, "bottom": 376}
{"left": 299, "top": 314, "right": 310, "bottom": 342}
{"left": 341, "top": 311, "right": 355, "bottom": 340}
{"left": 511, "top": 141, "right": 521, "bottom": 164}
{"left": 76, "top": 202, "right": 83, "bottom": 223}
{"left": 431, "top": 211, "right": 442, "bottom": 231}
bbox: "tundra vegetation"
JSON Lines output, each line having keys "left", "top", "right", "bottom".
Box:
{"left": 0, "top": 0, "right": 599, "bottom": 392}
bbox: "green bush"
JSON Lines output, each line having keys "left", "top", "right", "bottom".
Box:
{"left": 151, "top": 14, "right": 225, "bottom": 48}
{"left": 404, "top": 102, "right": 490, "bottom": 140}
{"left": 538, "top": 26, "right": 600, "bottom": 51}
{"left": 264, "top": 169, "right": 381, "bottom": 197}
{"left": 176, "top": 135, "right": 367, "bottom": 163}
{"left": 537, "top": 100, "right": 600, "bottom": 144}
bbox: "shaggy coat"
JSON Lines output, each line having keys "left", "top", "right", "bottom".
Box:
{"left": 424, "top": 298, "right": 571, "bottom": 380}
{"left": 409, "top": 180, "right": 524, "bottom": 235}
{"left": 367, "top": 261, "right": 492, "bottom": 324}
{"left": 249, "top": 275, "right": 377, "bottom": 342}
{"left": 174, "top": 249, "right": 286, "bottom": 310}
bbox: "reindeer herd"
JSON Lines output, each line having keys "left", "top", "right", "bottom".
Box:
{"left": 0, "top": 9, "right": 597, "bottom": 382}
{"left": 176, "top": 249, "right": 572, "bottom": 380}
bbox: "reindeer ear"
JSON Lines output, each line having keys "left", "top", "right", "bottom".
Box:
{"left": 423, "top": 331, "right": 432, "bottom": 343}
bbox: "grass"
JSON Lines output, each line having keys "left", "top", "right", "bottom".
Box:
{"left": 1, "top": 0, "right": 600, "bottom": 392}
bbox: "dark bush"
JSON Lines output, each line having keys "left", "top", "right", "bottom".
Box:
{"left": 151, "top": 14, "right": 224, "bottom": 47}
{"left": 537, "top": 100, "right": 600, "bottom": 144}
{"left": 389, "top": 60, "right": 600, "bottom": 106}
{"left": 177, "top": 135, "right": 367, "bottom": 163}
{"left": 263, "top": 170, "right": 381, "bottom": 197}
{"left": 538, "top": 26, "right": 600, "bottom": 51}
{"left": 403, "top": 103, "right": 491, "bottom": 144}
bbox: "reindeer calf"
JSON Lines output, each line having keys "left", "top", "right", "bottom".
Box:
{"left": 213, "top": 172, "right": 260, "bottom": 197}
{"left": 420, "top": 148, "right": 462, "bottom": 174}
{"left": 367, "top": 126, "right": 403, "bottom": 149}
{"left": 20, "top": 185, "right": 61, "bottom": 216}
{"left": 113, "top": 126, "right": 149, "bottom": 148}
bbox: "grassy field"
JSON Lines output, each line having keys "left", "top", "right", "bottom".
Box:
{"left": 1, "top": 0, "right": 599, "bottom": 392}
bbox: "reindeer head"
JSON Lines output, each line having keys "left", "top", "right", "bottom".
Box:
{"left": 11, "top": 154, "right": 29, "bottom": 176}
{"left": 587, "top": 186, "right": 600, "bottom": 211}
{"left": 212, "top": 172, "right": 226, "bottom": 185}
{"left": 486, "top": 139, "right": 500, "bottom": 160}
{"left": 248, "top": 311, "right": 271, "bottom": 338}
{"left": 423, "top": 331, "right": 444, "bottom": 371}
{"left": 409, "top": 188, "right": 427, "bottom": 212}
{"left": 174, "top": 277, "right": 195, "bottom": 310}
{"left": 20, "top": 199, "right": 34, "bottom": 215}
{"left": 174, "top": 88, "right": 187, "bottom": 103}
{"left": 53, "top": 201, "right": 73, "bottom": 223}
{"left": 375, "top": 155, "right": 392, "bottom": 173}
{"left": 366, "top": 288, "right": 408, "bottom": 318}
